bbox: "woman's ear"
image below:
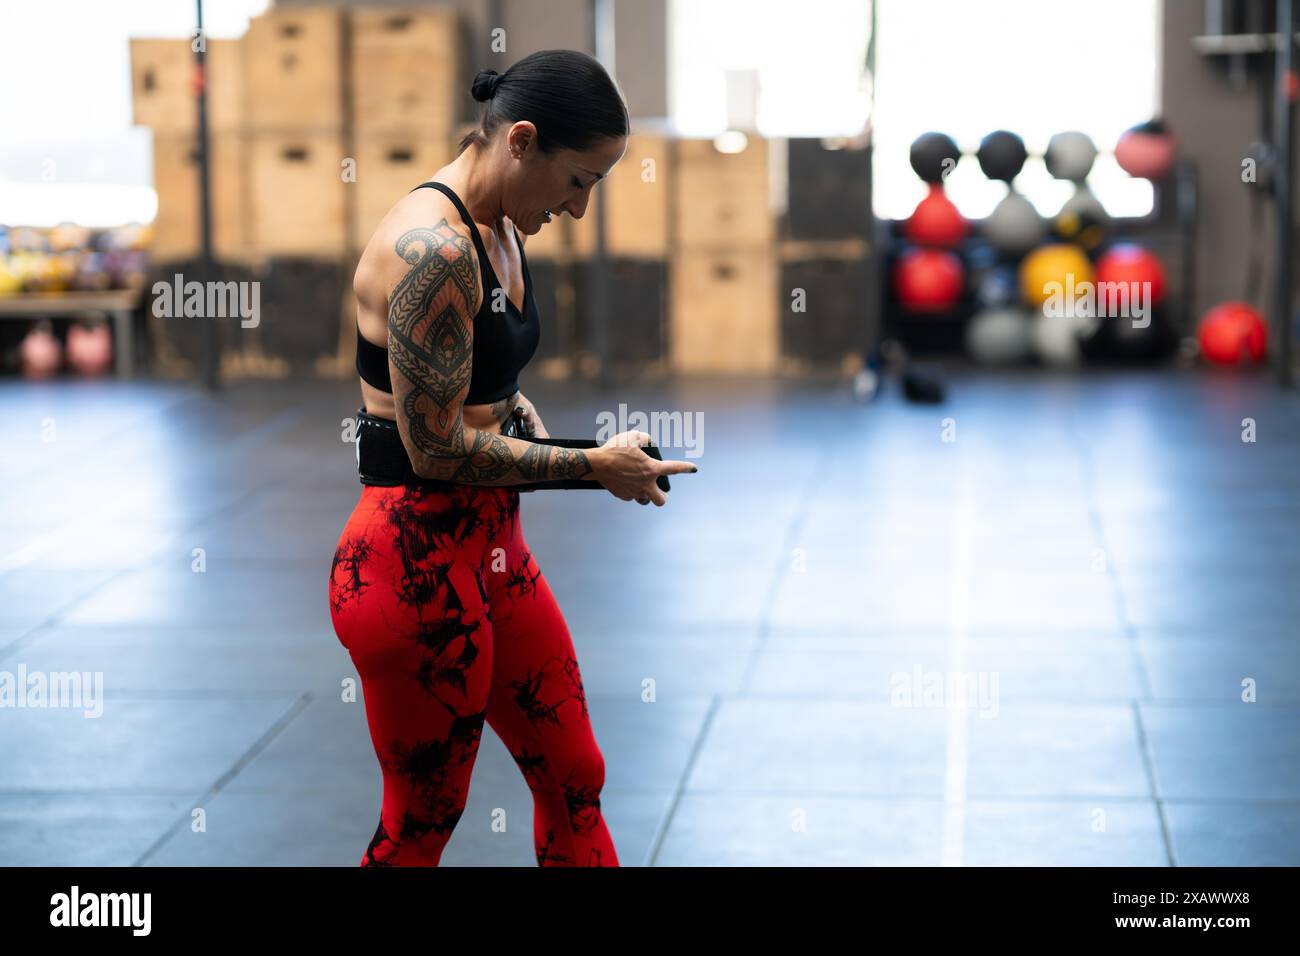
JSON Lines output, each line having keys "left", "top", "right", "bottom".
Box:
{"left": 506, "top": 121, "right": 539, "bottom": 159}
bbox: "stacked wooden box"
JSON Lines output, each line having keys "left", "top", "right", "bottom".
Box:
{"left": 669, "top": 136, "right": 778, "bottom": 373}
{"left": 243, "top": 6, "right": 347, "bottom": 259}
{"left": 132, "top": 37, "right": 248, "bottom": 261}
{"left": 131, "top": 6, "right": 462, "bottom": 376}
{"left": 520, "top": 132, "right": 780, "bottom": 376}
{"left": 349, "top": 8, "right": 460, "bottom": 250}
{"left": 519, "top": 131, "right": 672, "bottom": 371}
{"left": 779, "top": 138, "right": 874, "bottom": 371}
{"left": 137, "top": 8, "right": 463, "bottom": 261}
{"left": 569, "top": 132, "right": 672, "bottom": 260}
{"left": 572, "top": 132, "right": 671, "bottom": 369}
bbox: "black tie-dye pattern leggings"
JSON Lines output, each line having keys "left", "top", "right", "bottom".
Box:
{"left": 328, "top": 482, "right": 619, "bottom": 867}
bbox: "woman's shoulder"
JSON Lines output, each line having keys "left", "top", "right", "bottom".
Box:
{"left": 368, "top": 191, "right": 483, "bottom": 276}
{"left": 354, "top": 207, "right": 485, "bottom": 320}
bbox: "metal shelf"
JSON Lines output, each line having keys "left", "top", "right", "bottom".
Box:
{"left": 1192, "top": 32, "right": 1300, "bottom": 55}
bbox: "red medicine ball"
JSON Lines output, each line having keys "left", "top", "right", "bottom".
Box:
{"left": 1096, "top": 243, "right": 1166, "bottom": 310}
{"left": 906, "top": 184, "right": 967, "bottom": 247}
{"left": 895, "top": 248, "right": 964, "bottom": 312}
{"left": 1115, "top": 125, "right": 1177, "bottom": 180}
{"left": 1197, "top": 302, "right": 1268, "bottom": 365}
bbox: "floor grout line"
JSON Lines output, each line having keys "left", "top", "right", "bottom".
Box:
{"left": 131, "top": 691, "right": 315, "bottom": 867}
{"left": 1066, "top": 403, "right": 1178, "bottom": 867}
{"left": 641, "top": 694, "right": 720, "bottom": 868}
{"left": 645, "top": 414, "right": 842, "bottom": 866}
{"left": 1129, "top": 699, "right": 1178, "bottom": 866}
{"left": 735, "top": 435, "right": 845, "bottom": 696}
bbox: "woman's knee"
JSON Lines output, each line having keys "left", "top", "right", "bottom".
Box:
{"left": 545, "top": 743, "right": 606, "bottom": 832}
{"left": 362, "top": 808, "right": 462, "bottom": 866}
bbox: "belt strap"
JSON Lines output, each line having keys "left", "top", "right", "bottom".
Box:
{"left": 353, "top": 409, "right": 669, "bottom": 493}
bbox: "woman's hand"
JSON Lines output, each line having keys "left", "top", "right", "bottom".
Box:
{"left": 590, "top": 430, "right": 698, "bottom": 506}
{"left": 514, "top": 393, "right": 549, "bottom": 439}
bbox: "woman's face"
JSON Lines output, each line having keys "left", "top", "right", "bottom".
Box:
{"left": 503, "top": 124, "right": 627, "bottom": 234}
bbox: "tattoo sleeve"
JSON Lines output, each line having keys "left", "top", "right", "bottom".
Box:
{"left": 386, "top": 220, "right": 594, "bottom": 485}
{"left": 485, "top": 395, "right": 516, "bottom": 428}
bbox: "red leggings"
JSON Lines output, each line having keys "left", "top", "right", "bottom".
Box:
{"left": 328, "top": 483, "right": 619, "bottom": 867}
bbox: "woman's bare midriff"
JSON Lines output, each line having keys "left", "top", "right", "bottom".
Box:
{"left": 359, "top": 378, "right": 519, "bottom": 436}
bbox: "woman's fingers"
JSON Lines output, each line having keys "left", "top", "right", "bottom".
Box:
{"left": 606, "top": 430, "right": 651, "bottom": 447}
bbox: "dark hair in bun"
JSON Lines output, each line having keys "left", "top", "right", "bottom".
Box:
{"left": 470, "top": 69, "right": 501, "bottom": 102}
{"left": 458, "top": 50, "right": 628, "bottom": 156}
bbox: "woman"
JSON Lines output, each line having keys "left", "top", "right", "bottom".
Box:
{"left": 328, "top": 50, "right": 695, "bottom": 867}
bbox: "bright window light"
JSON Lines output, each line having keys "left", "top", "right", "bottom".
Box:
{"left": 670, "top": 0, "right": 873, "bottom": 137}
{"left": 873, "top": 0, "right": 1162, "bottom": 220}
{"left": 0, "top": 0, "right": 269, "bottom": 227}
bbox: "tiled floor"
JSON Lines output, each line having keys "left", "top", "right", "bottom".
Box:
{"left": 1, "top": 368, "right": 1297, "bottom": 866}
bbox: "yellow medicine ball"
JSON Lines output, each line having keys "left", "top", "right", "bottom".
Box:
{"left": 1019, "top": 243, "right": 1095, "bottom": 306}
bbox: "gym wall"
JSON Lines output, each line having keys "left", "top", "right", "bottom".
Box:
{"left": 1161, "top": 0, "right": 1277, "bottom": 322}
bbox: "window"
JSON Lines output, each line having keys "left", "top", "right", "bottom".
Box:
{"left": 669, "top": 0, "right": 1161, "bottom": 221}
{"left": 0, "top": 0, "right": 269, "bottom": 227}
{"left": 872, "top": 0, "right": 1162, "bottom": 220}
{"left": 670, "top": 0, "right": 873, "bottom": 137}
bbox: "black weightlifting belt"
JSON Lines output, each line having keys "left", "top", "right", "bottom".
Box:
{"left": 354, "top": 408, "right": 669, "bottom": 493}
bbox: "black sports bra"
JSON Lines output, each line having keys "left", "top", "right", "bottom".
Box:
{"left": 355, "top": 181, "right": 541, "bottom": 405}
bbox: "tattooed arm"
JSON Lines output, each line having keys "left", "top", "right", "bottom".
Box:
{"left": 385, "top": 220, "right": 594, "bottom": 486}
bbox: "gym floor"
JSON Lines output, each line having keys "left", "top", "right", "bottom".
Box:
{"left": 2, "top": 370, "right": 1298, "bottom": 866}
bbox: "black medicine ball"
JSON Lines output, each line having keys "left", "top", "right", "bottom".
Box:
{"left": 910, "top": 132, "right": 962, "bottom": 184}
{"left": 977, "top": 130, "right": 1028, "bottom": 182}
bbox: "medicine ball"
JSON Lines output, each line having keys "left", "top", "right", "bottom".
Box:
{"left": 1115, "top": 119, "right": 1176, "bottom": 180}
{"left": 967, "top": 307, "right": 1034, "bottom": 365}
{"left": 894, "top": 247, "right": 964, "bottom": 312}
{"left": 1197, "top": 301, "right": 1268, "bottom": 364}
{"left": 1055, "top": 202, "right": 1107, "bottom": 254}
{"left": 1020, "top": 244, "right": 1095, "bottom": 307}
{"left": 1096, "top": 243, "right": 1166, "bottom": 310}
{"left": 1082, "top": 306, "right": 1179, "bottom": 364}
{"left": 1108, "top": 307, "right": 1180, "bottom": 363}
{"left": 906, "top": 184, "right": 967, "bottom": 246}
{"left": 977, "top": 130, "right": 1028, "bottom": 182}
{"left": 910, "top": 132, "right": 962, "bottom": 184}
{"left": 1055, "top": 187, "right": 1110, "bottom": 250}
{"left": 1045, "top": 131, "right": 1098, "bottom": 183}
{"left": 984, "top": 191, "right": 1044, "bottom": 256}
{"left": 1032, "top": 312, "right": 1088, "bottom": 366}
